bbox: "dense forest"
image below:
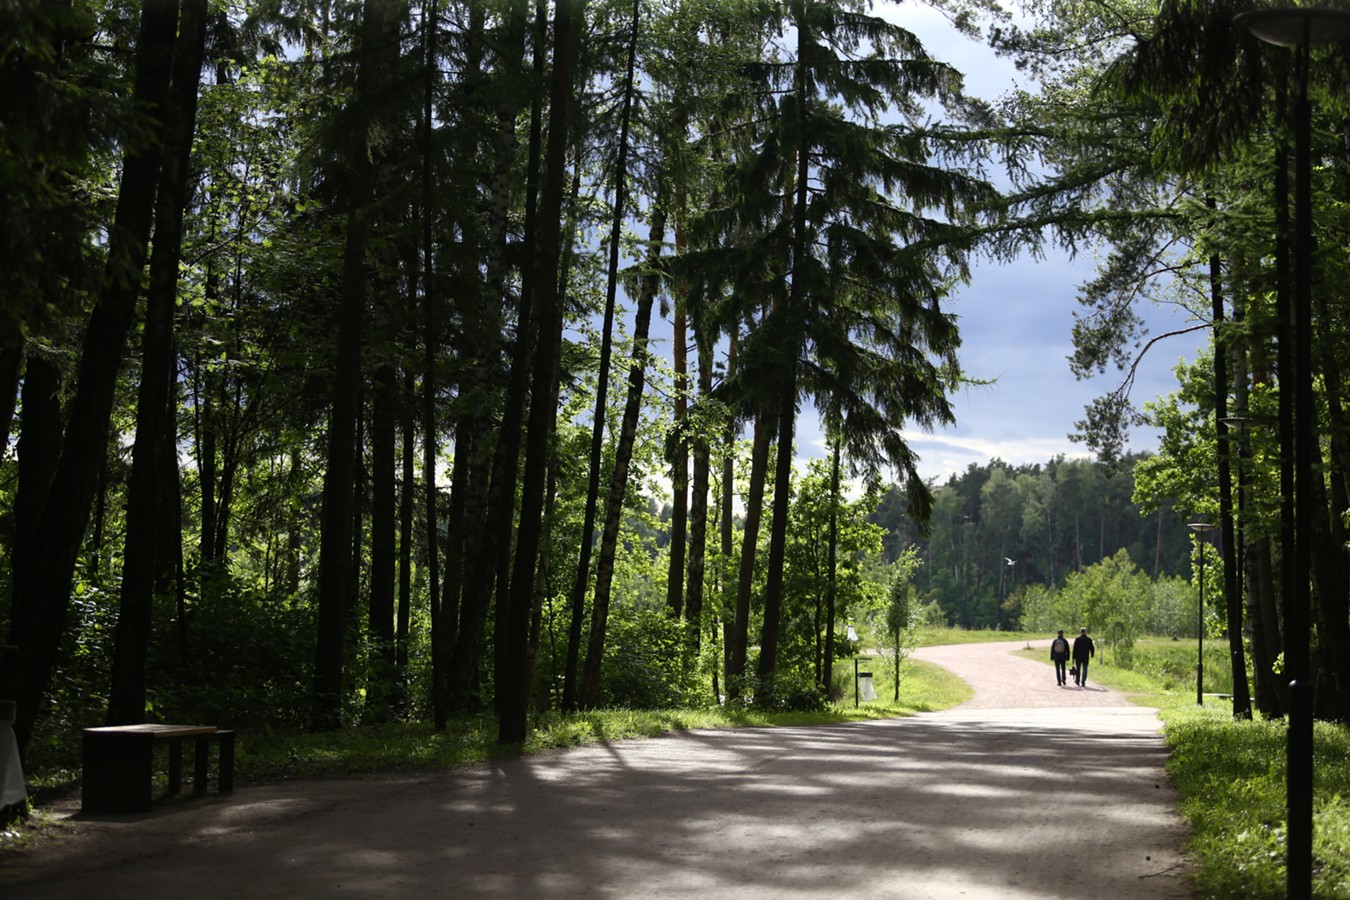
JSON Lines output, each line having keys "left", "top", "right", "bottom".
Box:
{"left": 6, "top": 0, "right": 1350, "bottom": 766}
{"left": 872, "top": 453, "right": 1193, "bottom": 629}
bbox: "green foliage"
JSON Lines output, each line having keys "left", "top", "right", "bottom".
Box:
{"left": 900, "top": 456, "right": 1190, "bottom": 631}
{"left": 152, "top": 575, "right": 317, "bottom": 731}
{"left": 738, "top": 670, "right": 829, "bottom": 713}
{"left": 1163, "top": 708, "right": 1350, "bottom": 899}
{"left": 597, "top": 604, "right": 701, "bottom": 709}
{"left": 1058, "top": 548, "right": 1148, "bottom": 666}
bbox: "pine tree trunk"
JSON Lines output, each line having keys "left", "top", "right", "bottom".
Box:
{"left": 1206, "top": 227, "right": 1251, "bottom": 719}
{"left": 728, "top": 413, "right": 771, "bottom": 698}
{"left": 109, "top": 0, "right": 210, "bottom": 726}
{"left": 719, "top": 338, "right": 738, "bottom": 697}
{"left": 454, "top": 0, "right": 545, "bottom": 719}
{"left": 311, "top": 0, "right": 396, "bottom": 731}
{"left": 758, "top": 12, "right": 812, "bottom": 685}
{"left": 498, "top": 0, "right": 573, "bottom": 745}
{"left": 1, "top": 0, "right": 178, "bottom": 753}
{"left": 366, "top": 361, "right": 398, "bottom": 718}
{"left": 823, "top": 438, "right": 841, "bottom": 693}
{"left": 577, "top": 201, "right": 667, "bottom": 709}
{"left": 685, "top": 342, "right": 713, "bottom": 652}
{"left": 397, "top": 369, "right": 415, "bottom": 695}
{"left": 418, "top": 0, "right": 445, "bottom": 730}
{"left": 565, "top": 0, "right": 640, "bottom": 708}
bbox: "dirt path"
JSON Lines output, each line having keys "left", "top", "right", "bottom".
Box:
{"left": 2, "top": 640, "right": 1191, "bottom": 898}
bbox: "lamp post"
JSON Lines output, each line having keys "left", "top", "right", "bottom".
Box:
{"left": 1188, "top": 523, "right": 1215, "bottom": 706}
{"left": 1232, "top": 10, "right": 1350, "bottom": 897}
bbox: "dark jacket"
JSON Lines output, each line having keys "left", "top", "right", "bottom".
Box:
{"left": 1050, "top": 637, "right": 1070, "bottom": 661}
{"left": 1072, "top": 634, "right": 1095, "bottom": 663}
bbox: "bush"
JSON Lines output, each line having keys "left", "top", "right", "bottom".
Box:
{"left": 742, "top": 671, "right": 828, "bottom": 712}
{"left": 598, "top": 604, "right": 702, "bottom": 708}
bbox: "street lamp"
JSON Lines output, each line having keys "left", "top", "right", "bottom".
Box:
{"left": 1232, "top": 9, "right": 1350, "bottom": 898}
{"left": 1188, "top": 522, "right": 1215, "bottom": 706}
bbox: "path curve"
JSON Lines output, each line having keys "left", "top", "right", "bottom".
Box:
{"left": 3, "top": 641, "right": 1191, "bottom": 899}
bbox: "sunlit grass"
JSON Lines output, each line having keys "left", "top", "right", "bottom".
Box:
{"left": 1162, "top": 706, "right": 1350, "bottom": 899}
{"left": 912, "top": 625, "right": 1038, "bottom": 647}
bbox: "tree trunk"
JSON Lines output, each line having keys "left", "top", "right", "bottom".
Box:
{"left": 667, "top": 284, "right": 689, "bottom": 619}
{"left": 564, "top": 0, "right": 640, "bottom": 709}
{"left": 366, "top": 360, "right": 398, "bottom": 719}
{"left": 758, "top": 14, "right": 812, "bottom": 686}
{"left": 11, "top": 355, "right": 63, "bottom": 598}
{"left": 758, "top": 384, "right": 796, "bottom": 683}
{"left": 418, "top": 0, "right": 445, "bottom": 730}
{"left": 1, "top": 0, "right": 178, "bottom": 753}
{"left": 453, "top": 0, "right": 542, "bottom": 719}
{"left": 311, "top": 0, "right": 396, "bottom": 731}
{"left": 685, "top": 340, "right": 713, "bottom": 653}
{"left": 578, "top": 200, "right": 667, "bottom": 709}
{"left": 397, "top": 368, "right": 415, "bottom": 700}
{"left": 728, "top": 413, "right": 771, "bottom": 698}
{"left": 498, "top": 0, "right": 573, "bottom": 745}
{"left": 1249, "top": 535, "right": 1284, "bottom": 715}
{"left": 109, "top": 0, "right": 210, "bottom": 726}
{"left": 1205, "top": 221, "right": 1251, "bottom": 720}
{"left": 719, "top": 338, "right": 738, "bottom": 698}
{"left": 823, "top": 438, "right": 841, "bottom": 693}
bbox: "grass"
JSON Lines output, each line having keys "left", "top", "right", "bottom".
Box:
{"left": 912, "top": 626, "right": 1038, "bottom": 648}
{"left": 233, "top": 657, "right": 970, "bottom": 782}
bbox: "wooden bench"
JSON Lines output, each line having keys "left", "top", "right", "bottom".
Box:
{"left": 82, "top": 724, "right": 234, "bottom": 813}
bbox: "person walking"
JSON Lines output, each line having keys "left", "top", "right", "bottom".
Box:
{"left": 1072, "top": 627, "right": 1095, "bottom": 686}
{"left": 1050, "top": 630, "right": 1071, "bottom": 686}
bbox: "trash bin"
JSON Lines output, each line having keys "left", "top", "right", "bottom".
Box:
{"left": 858, "top": 671, "right": 877, "bottom": 703}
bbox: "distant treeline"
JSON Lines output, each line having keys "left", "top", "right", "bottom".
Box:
{"left": 868, "top": 453, "right": 1189, "bottom": 629}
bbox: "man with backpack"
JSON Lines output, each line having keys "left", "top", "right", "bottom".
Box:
{"left": 1049, "top": 630, "right": 1071, "bottom": 686}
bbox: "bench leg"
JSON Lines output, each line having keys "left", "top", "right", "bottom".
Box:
{"left": 217, "top": 731, "right": 234, "bottom": 794}
{"left": 168, "top": 742, "right": 184, "bottom": 795}
{"left": 194, "top": 738, "right": 210, "bottom": 792}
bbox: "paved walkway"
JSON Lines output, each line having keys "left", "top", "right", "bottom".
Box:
{"left": 3, "top": 640, "right": 1191, "bottom": 898}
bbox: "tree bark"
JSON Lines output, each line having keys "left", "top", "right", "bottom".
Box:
{"left": 2, "top": 0, "right": 178, "bottom": 753}
{"left": 564, "top": 0, "right": 639, "bottom": 709}
{"left": 366, "top": 359, "right": 398, "bottom": 719}
{"left": 397, "top": 368, "right": 415, "bottom": 700}
{"left": 758, "top": 13, "right": 813, "bottom": 686}
{"left": 1204, "top": 214, "right": 1251, "bottom": 720}
{"left": 109, "top": 0, "right": 210, "bottom": 726}
{"left": 728, "top": 413, "right": 771, "bottom": 698}
{"left": 451, "top": 0, "right": 540, "bottom": 718}
{"left": 418, "top": 0, "right": 445, "bottom": 729}
{"left": 498, "top": 0, "right": 572, "bottom": 745}
{"left": 578, "top": 199, "right": 667, "bottom": 709}
{"left": 685, "top": 339, "right": 713, "bottom": 652}
{"left": 823, "top": 438, "right": 841, "bottom": 693}
{"left": 311, "top": 0, "right": 397, "bottom": 731}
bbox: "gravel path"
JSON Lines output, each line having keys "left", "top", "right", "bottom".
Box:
{"left": 3, "top": 640, "right": 1192, "bottom": 899}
